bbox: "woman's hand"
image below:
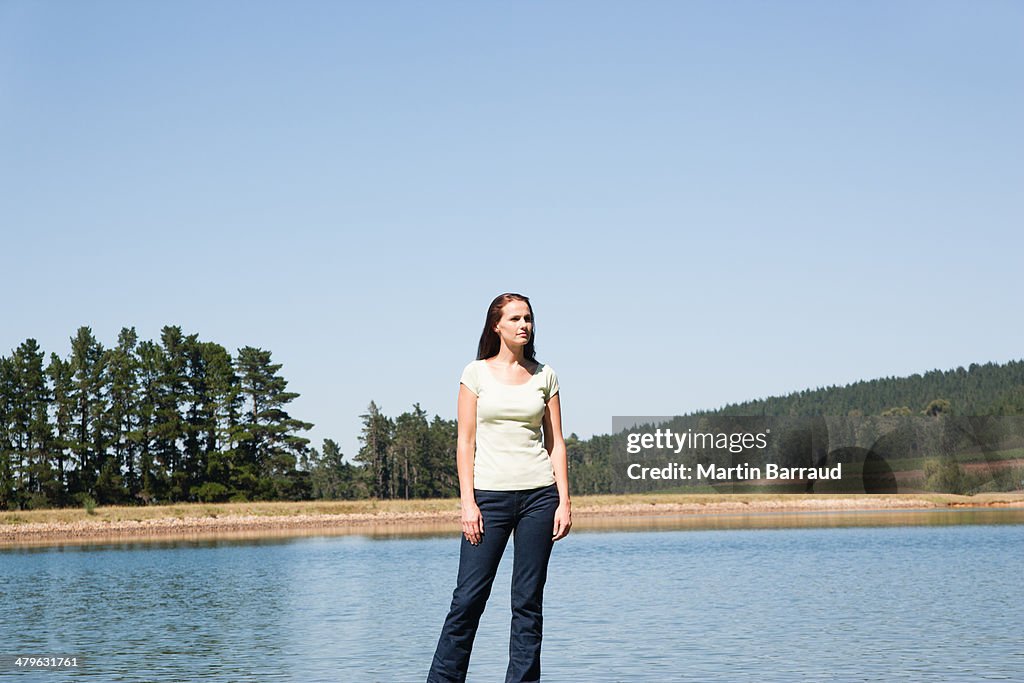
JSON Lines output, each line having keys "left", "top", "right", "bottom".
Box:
{"left": 462, "top": 500, "right": 484, "bottom": 545}
{"left": 552, "top": 501, "right": 572, "bottom": 541}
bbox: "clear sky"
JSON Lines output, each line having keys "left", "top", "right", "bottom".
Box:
{"left": 2, "top": 1, "right": 1022, "bottom": 460}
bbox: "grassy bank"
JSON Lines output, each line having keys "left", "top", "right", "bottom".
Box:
{"left": 3, "top": 491, "right": 1023, "bottom": 528}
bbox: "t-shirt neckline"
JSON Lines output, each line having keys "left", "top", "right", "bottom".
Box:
{"left": 480, "top": 359, "right": 541, "bottom": 387}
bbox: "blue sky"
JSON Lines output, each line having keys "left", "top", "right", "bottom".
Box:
{"left": 2, "top": 1, "right": 1022, "bottom": 459}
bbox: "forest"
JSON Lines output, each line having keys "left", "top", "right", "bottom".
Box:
{"left": 2, "top": 326, "right": 1023, "bottom": 509}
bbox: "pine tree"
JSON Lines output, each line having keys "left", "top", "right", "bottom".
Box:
{"left": 135, "top": 339, "right": 167, "bottom": 503}
{"left": 391, "top": 404, "right": 430, "bottom": 499}
{"left": 46, "top": 354, "right": 74, "bottom": 505}
{"left": 11, "top": 340, "right": 55, "bottom": 507}
{"left": 106, "top": 328, "right": 140, "bottom": 502}
{"left": 155, "top": 326, "right": 189, "bottom": 501}
{"left": 308, "top": 438, "right": 365, "bottom": 500}
{"left": 356, "top": 401, "right": 393, "bottom": 499}
{"left": 67, "top": 327, "right": 107, "bottom": 500}
{"left": 196, "top": 341, "right": 242, "bottom": 500}
{"left": 235, "top": 346, "right": 313, "bottom": 500}
{"left": 0, "top": 355, "right": 16, "bottom": 509}
{"left": 427, "top": 415, "right": 459, "bottom": 497}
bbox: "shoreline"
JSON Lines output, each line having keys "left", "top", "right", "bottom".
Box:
{"left": 2, "top": 492, "right": 1023, "bottom": 547}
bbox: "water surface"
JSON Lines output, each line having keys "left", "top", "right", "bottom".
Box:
{"left": 2, "top": 510, "right": 1022, "bottom": 681}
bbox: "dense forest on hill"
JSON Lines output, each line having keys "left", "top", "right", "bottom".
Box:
{"left": 707, "top": 360, "right": 1024, "bottom": 418}
{"left": 566, "top": 362, "right": 1024, "bottom": 495}
{"left": 2, "top": 326, "right": 1023, "bottom": 509}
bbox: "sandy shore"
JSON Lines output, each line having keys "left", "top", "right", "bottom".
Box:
{"left": 2, "top": 492, "right": 1022, "bottom": 547}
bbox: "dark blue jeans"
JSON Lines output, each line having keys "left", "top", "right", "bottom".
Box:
{"left": 428, "top": 483, "right": 560, "bottom": 683}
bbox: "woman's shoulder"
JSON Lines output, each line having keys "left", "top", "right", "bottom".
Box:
{"left": 460, "top": 359, "right": 485, "bottom": 379}
{"left": 536, "top": 361, "right": 559, "bottom": 401}
{"left": 536, "top": 361, "right": 556, "bottom": 377}
{"left": 459, "top": 360, "right": 486, "bottom": 395}
{"left": 518, "top": 359, "right": 551, "bottom": 380}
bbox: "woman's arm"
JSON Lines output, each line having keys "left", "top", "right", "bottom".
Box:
{"left": 457, "top": 383, "right": 484, "bottom": 545}
{"left": 543, "top": 393, "right": 572, "bottom": 541}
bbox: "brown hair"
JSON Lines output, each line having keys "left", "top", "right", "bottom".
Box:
{"left": 476, "top": 293, "right": 537, "bottom": 361}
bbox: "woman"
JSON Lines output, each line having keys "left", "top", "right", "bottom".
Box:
{"left": 427, "top": 293, "right": 572, "bottom": 683}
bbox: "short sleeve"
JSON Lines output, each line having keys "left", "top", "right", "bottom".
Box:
{"left": 460, "top": 362, "right": 481, "bottom": 396}
{"left": 544, "top": 365, "right": 559, "bottom": 402}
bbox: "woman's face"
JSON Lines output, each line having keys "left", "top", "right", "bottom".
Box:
{"left": 494, "top": 300, "right": 533, "bottom": 349}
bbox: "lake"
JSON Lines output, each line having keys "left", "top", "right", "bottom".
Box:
{"left": 2, "top": 509, "right": 1023, "bottom": 681}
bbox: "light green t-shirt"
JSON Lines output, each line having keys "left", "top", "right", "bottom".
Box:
{"left": 460, "top": 359, "right": 559, "bottom": 491}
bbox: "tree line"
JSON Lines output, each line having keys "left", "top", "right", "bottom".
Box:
{"left": 3, "top": 326, "right": 1023, "bottom": 509}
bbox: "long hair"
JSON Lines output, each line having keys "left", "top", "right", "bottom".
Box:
{"left": 476, "top": 293, "right": 537, "bottom": 361}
